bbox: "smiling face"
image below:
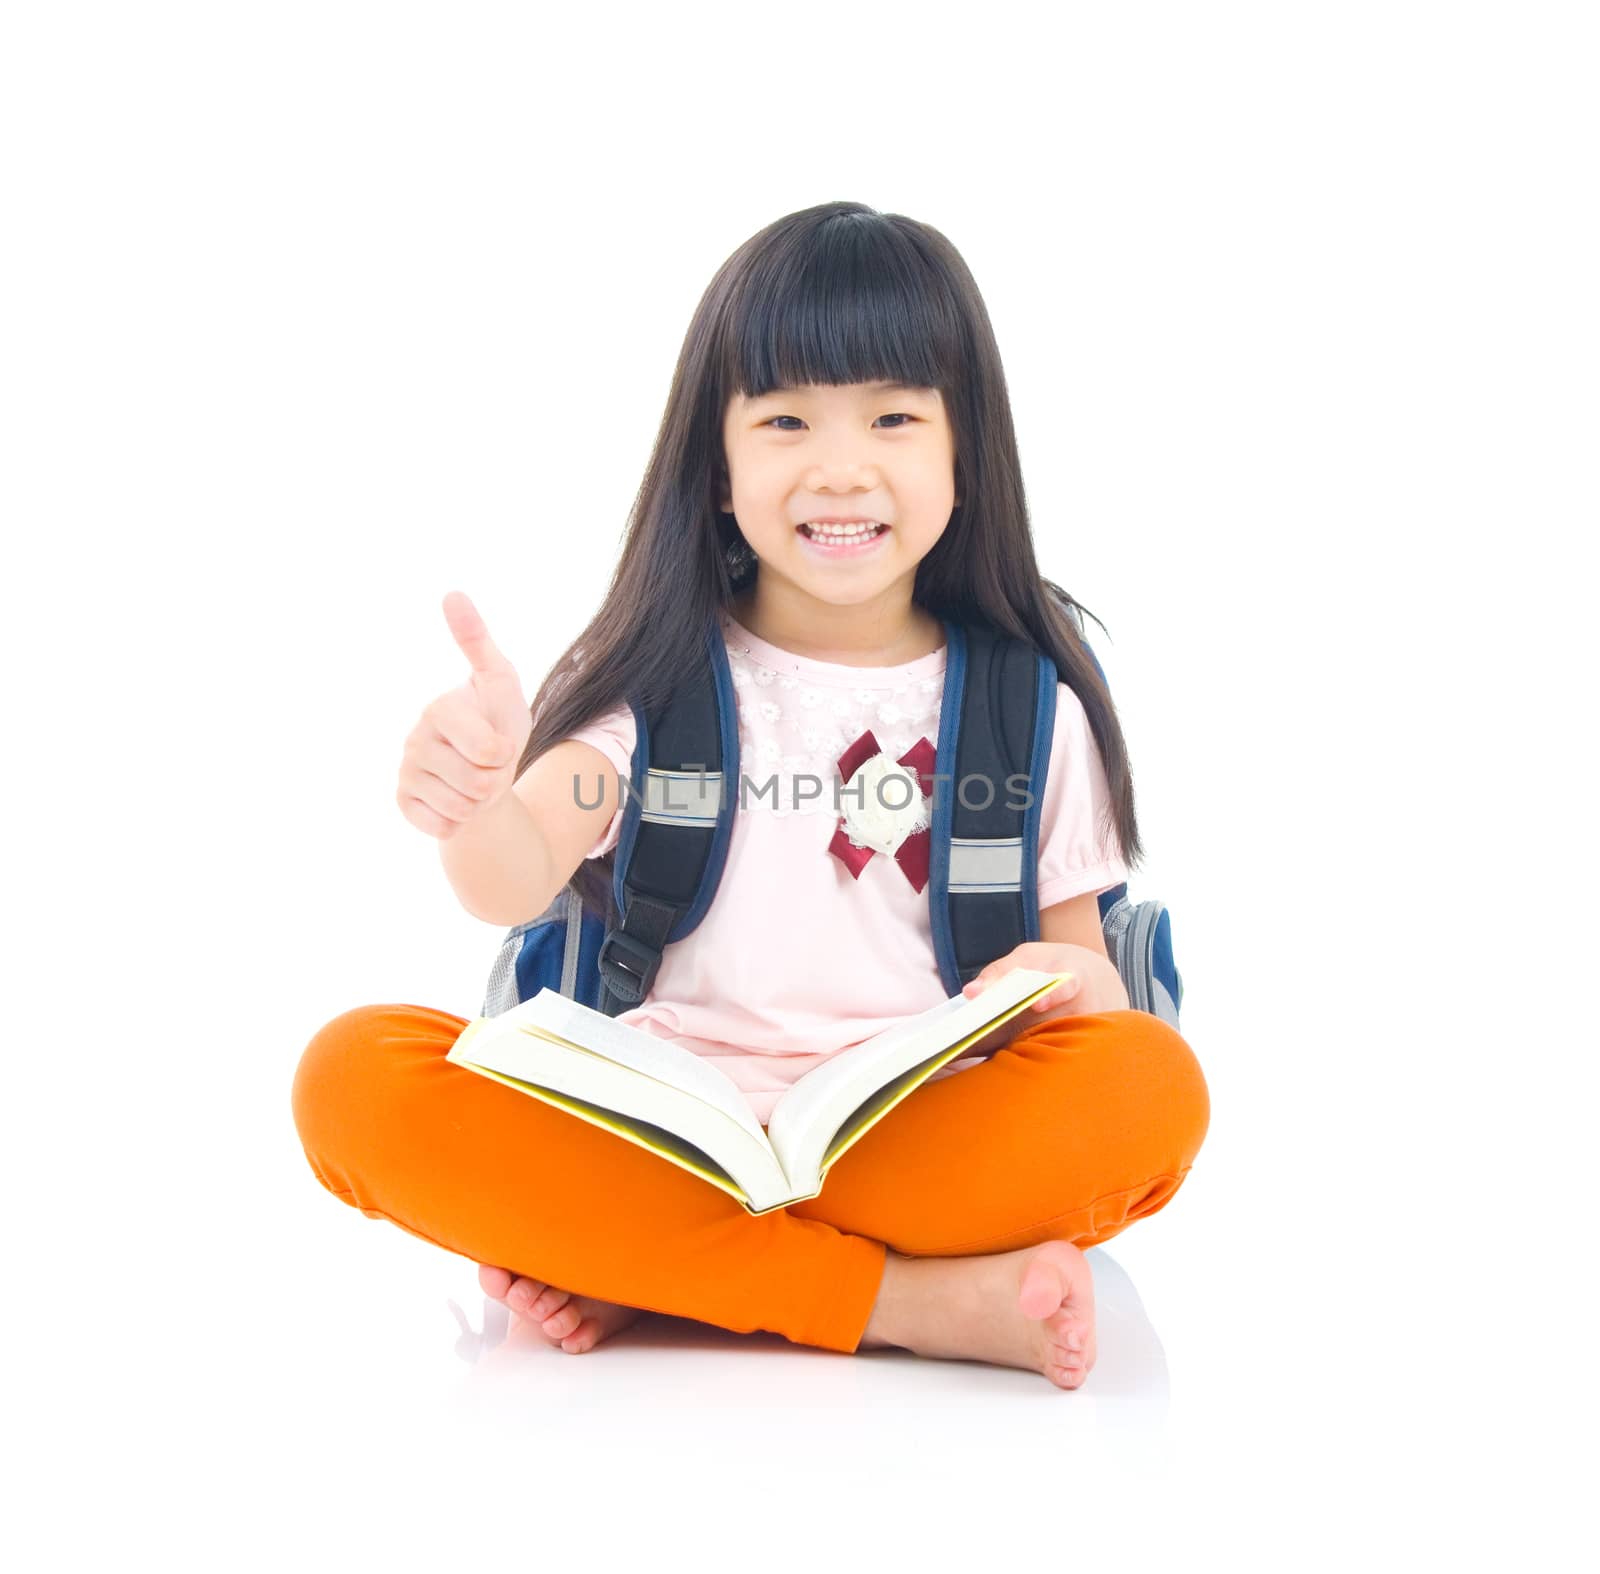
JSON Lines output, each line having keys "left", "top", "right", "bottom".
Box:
{"left": 719, "top": 380, "right": 960, "bottom": 623}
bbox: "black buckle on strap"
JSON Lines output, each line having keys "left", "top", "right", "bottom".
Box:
{"left": 597, "top": 929, "right": 660, "bottom": 1005}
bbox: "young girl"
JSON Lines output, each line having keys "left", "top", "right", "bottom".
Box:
{"left": 291, "top": 200, "right": 1210, "bottom": 1391}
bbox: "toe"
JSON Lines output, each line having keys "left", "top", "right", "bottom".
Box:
{"left": 1050, "top": 1339, "right": 1083, "bottom": 1369}
{"left": 529, "top": 1286, "right": 570, "bottom": 1321}
{"left": 1046, "top": 1318, "right": 1091, "bottom": 1375}
{"left": 1018, "top": 1253, "right": 1071, "bottom": 1319}
{"left": 479, "top": 1265, "right": 512, "bottom": 1300}
{"left": 507, "top": 1277, "right": 545, "bottom": 1313}
{"left": 543, "top": 1303, "right": 582, "bottom": 1339}
{"left": 561, "top": 1319, "right": 597, "bottom": 1353}
{"left": 1047, "top": 1301, "right": 1091, "bottom": 1346}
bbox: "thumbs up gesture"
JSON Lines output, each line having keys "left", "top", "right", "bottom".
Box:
{"left": 396, "top": 592, "right": 535, "bottom": 840}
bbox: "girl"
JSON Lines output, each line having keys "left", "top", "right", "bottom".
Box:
{"left": 292, "top": 201, "right": 1210, "bottom": 1391}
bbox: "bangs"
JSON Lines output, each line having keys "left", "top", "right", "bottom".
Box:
{"left": 721, "top": 216, "right": 963, "bottom": 401}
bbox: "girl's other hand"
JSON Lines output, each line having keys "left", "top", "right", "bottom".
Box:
{"left": 961, "top": 942, "right": 1124, "bottom": 1016}
{"left": 396, "top": 591, "right": 534, "bottom": 840}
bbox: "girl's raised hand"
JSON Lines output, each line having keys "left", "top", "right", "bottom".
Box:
{"left": 396, "top": 591, "right": 534, "bottom": 840}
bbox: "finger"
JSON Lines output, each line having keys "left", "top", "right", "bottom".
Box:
{"left": 397, "top": 792, "right": 458, "bottom": 839}
{"left": 429, "top": 698, "right": 518, "bottom": 769}
{"left": 406, "top": 765, "right": 487, "bottom": 824}
{"left": 965, "top": 962, "right": 1013, "bottom": 997}
{"left": 418, "top": 725, "right": 511, "bottom": 797}
{"left": 443, "top": 590, "right": 513, "bottom": 678}
{"left": 1031, "top": 974, "right": 1081, "bottom": 1011}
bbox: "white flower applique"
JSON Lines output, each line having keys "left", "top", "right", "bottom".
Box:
{"left": 828, "top": 729, "right": 938, "bottom": 892}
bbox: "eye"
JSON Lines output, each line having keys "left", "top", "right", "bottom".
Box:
{"left": 761, "top": 413, "right": 916, "bottom": 431}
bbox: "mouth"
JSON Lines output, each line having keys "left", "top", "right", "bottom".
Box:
{"left": 795, "top": 521, "right": 891, "bottom": 557}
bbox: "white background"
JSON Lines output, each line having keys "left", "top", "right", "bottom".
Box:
{"left": 4, "top": 2, "right": 1594, "bottom": 1567}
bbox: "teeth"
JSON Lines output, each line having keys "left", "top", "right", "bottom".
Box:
{"left": 803, "top": 522, "right": 885, "bottom": 541}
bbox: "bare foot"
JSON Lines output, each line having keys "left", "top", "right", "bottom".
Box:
{"left": 859, "top": 1239, "right": 1098, "bottom": 1390}
{"left": 478, "top": 1263, "right": 646, "bottom": 1354}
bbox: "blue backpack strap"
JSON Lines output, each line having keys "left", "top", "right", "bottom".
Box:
{"left": 595, "top": 615, "right": 740, "bottom": 1014}
{"left": 928, "top": 619, "right": 1057, "bottom": 993}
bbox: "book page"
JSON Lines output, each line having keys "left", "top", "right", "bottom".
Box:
{"left": 503, "top": 991, "right": 769, "bottom": 1145}
{"left": 766, "top": 969, "right": 1066, "bottom": 1182}
{"left": 766, "top": 988, "right": 991, "bottom": 1152}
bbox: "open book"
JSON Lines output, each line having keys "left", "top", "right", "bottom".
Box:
{"left": 445, "top": 968, "right": 1069, "bottom": 1215}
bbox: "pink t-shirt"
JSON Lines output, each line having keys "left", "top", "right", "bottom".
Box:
{"left": 560, "top": 608, "right": 1129, "bottom": 1125}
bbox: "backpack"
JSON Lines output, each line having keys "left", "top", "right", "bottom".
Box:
{"left": 482, "top": 607, "right": 1183, "bottom": 1029}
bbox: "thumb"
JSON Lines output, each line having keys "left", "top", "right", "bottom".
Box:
{"left": 443, "top": 590, "right": 515, "bottom": 679}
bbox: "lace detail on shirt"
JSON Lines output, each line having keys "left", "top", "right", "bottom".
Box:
{"left": 725, "top": 636, "right": 945, "bottom": 819}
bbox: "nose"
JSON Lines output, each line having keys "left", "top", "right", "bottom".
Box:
{"left": 805, "top": 454, "right": 880, "bottom": 492}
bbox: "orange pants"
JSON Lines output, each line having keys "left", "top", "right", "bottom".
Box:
{"left": 290, "top": 1003, "right": 1211, "bottom": 1354}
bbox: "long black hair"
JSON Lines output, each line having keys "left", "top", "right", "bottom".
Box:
{"left": 518, "top": 200, "right": 1142, "bottom": 917}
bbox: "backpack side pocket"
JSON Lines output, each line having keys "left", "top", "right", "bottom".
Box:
{"left": 1101, "top": 894, "right": 1183, "bottom": 1028}
{"left": 481, "top": 886, "right": 585, "bottom": 1016}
